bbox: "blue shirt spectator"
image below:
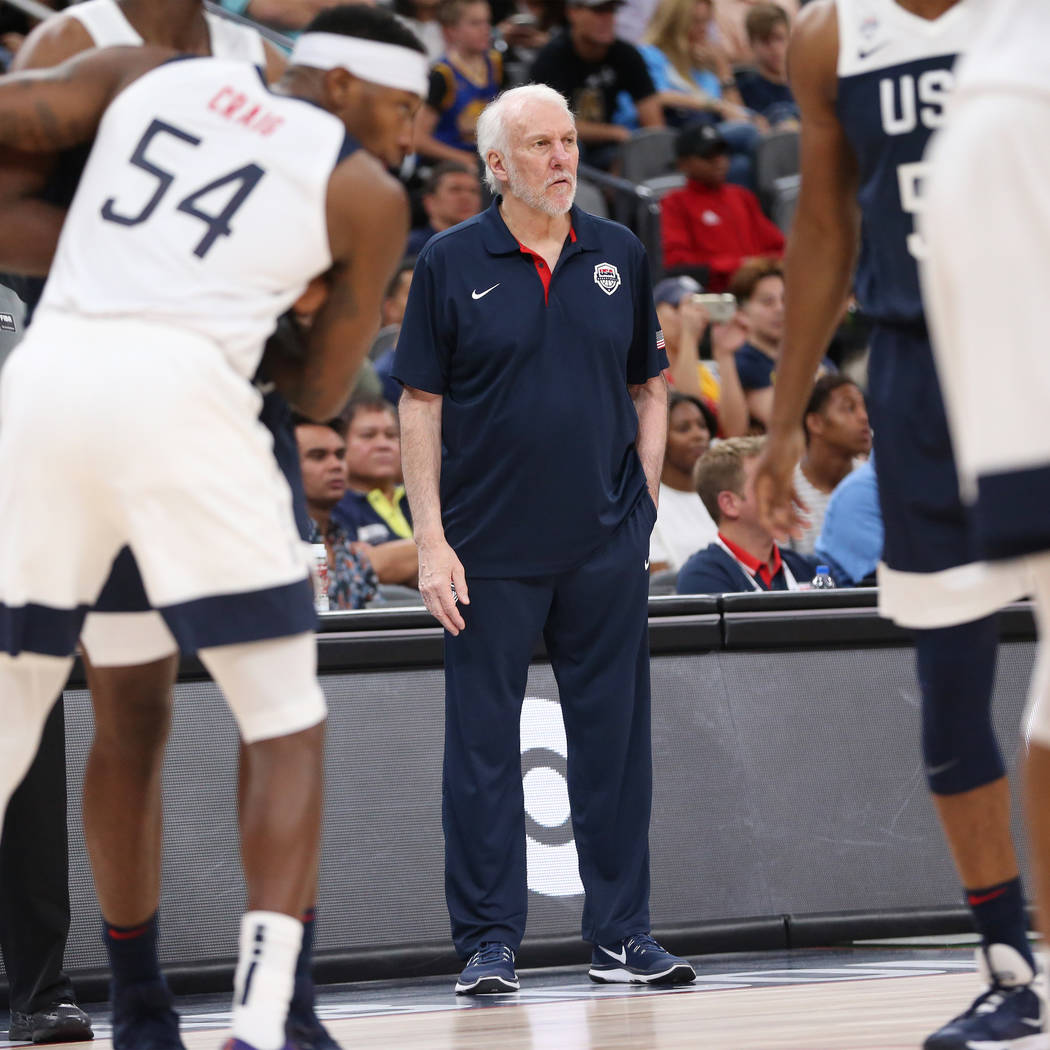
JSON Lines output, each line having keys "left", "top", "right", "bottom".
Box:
{"left": 813, "top": 458, "right": 882, "bottom": 587}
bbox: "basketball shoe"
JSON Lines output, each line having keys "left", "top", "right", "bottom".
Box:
{"left": 454, "top": 943, "right": 519, "bottom": 994}
{"left": 588, "top": 933, "right": 695, "bottom": 985}
{"left": 110, "top": 979, "right": 184, "bottom": 1050}
{"left": 924, "top": 944, "right": 1047, "bottom": 1050}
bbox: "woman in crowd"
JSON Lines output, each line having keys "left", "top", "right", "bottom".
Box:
{"left": 649, "top": 393, "right": 721, "bottom": 574}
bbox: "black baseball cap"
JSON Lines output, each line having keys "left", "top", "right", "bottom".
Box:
{"left": 676, "top": 123, "right": 730, "bottom": 159}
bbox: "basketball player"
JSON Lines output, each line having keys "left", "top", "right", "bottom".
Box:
{"left": 750, "top": 1, "right": 1045, "bottom": 1047}
{"left": 921, "top": 0, "right": 1050, "bottom": 1009}
{"left": 0, "top": 10, "right": 423, "bottom": 1050}
{"left": 0, "top": 8, "right": 333, "bottom": 1050}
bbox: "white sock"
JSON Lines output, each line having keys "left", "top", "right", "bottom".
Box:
{"left": 231, "top": 911, "right": 303, "bottom": 1050}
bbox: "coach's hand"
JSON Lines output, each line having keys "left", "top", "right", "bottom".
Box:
{"left": 754, "top": 427, "right": 809, "bottom": 542}
{"left": 417, "top": 535, "right": 469, "bottom": 635}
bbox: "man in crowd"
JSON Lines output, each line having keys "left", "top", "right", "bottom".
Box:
{"left": 734, "top": 3, "right": 798, "bottom": 127}
{"left": 677, "top": 437, "right": 813, "bottom": 593}
{"left": 406, "top": 161, "right": 483, "bottom": 255}
{"left": 297, "top": 419, "right": 379, "bottom": 610}
{"left": 529, "top": 0, "right": 662, "bottom": 168}
{"left": 790, "top": 374, "right": 871, "bottom": 557}
{"left": 333, "top": 398, "right": 419, "bottom": 588}
{"left": 661, "top": 124, "right": 785, "bottom": 294}
{"left": 395, "top": 83, "right": 693, "bottom": 994}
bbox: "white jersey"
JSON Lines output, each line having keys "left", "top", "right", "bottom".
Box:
{"left": 39, "top": 58, "right": 347, "bottom": 379}
{"left": 952, "top": 0, "right": 1050, "bottom": 100}
{"left": 63, "top": 0, "right": 267, "bottom": 63}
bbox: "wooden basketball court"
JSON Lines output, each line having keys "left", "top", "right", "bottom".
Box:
{"left": 1, "top": 948, "right": 988, "bottom": 1050}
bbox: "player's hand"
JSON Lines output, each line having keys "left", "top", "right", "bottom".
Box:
{"left": 416, "top": 535, "right": 470, "bottom": 635}
{"left": 753, "top": 428, "right": 809, "bottom": 542}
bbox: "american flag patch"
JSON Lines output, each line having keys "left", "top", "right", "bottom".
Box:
{"left": 656, "top": 329, "right": 665, "bottom": 350}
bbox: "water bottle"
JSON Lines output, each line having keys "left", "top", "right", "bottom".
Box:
{"left": 811, "top": 564, "right": 836, "bottom": 590}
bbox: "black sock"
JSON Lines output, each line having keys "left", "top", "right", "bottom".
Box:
{"left": 965, "top": 877, "right": 1035, "bottom": 970}
{"left": 103, "top": 912, "right": 162, "bottom": 990}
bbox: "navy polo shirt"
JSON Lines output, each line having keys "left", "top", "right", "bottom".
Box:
{"left": 392, "top": 199, "right": 666, "bottom": 577}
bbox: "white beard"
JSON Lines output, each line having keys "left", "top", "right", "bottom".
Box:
{"left": 505, "top": 160, "right": 577, "bottom": 216}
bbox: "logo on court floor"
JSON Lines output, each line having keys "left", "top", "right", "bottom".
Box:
{"left": 593, "top": 262, "right": 621, "bottom": 296}
{"left": 521, "top": 696, "right": 584, "bottom": 898}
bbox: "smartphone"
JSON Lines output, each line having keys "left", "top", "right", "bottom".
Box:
{"left": 691, "top": 292, "right": 736, "bottom": 323}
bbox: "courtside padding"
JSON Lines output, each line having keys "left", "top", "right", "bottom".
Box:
{"left": 0, "top": 592, "right": 1035, "bottom": 999}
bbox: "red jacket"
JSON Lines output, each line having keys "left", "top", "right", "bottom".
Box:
{"left": 661, "top": 179, "right": 785, "bottom": 291}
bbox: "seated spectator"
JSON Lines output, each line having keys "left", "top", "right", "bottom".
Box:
{"left": 333, "top": 397, "right": 420, "bottom": 587}
{"left": 735, "top": 3, "right": 798, "bottom": 127}
{"left": 653, "top": 275, "right": 748, "bottom": 437}
{"left": 296, "top": 418, "right": 380, "bottom": 610}
{"left": 529, "top": 0, "right": 663, "bottom": 169}
{"left": 790, "top": 374, "right": 872, "bottom": 557}
{"left": 415, "top": 0, "right": 504, "bottom": 168}
{"left": 406, "top": 162, "right": 484, "bottom": 256}
{"left": 712, "top": 0, "right": 798, "bottom": 66}
{"left": 729, "top": 258, "right": 783, "bottom": 428}
{"left": 617, "top": 0, "right": 762, "bottom": 184}
{"left": 814, "top": 457, "right": 882, "bottom": 587}
{"left": 650, "top": 393, "right": 719, "bottom": 573}
{"left": 677, "top": 436, "right": 813, "bottom": 593}
{"left": 371, "top": 259, "right": 415, "bottom": 363}
{"left": 662, "top": 126, "right": 784, "bottom": 291}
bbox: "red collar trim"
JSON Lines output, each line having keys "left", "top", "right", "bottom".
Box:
{"left": 516, "top": 227, "right": 575, "bottom": 304}
{"left": 718, "top": 532, "right": 782, "bottom": 588}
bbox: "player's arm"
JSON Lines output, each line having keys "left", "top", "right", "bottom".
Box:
{"left": 0, "top": 46, "right": 168, "bottom": 153}
{"left": 275, "top": 152, "right": 408, "bottom": 422}
{"left": 0, "top": 14, "right": 101, "bottom": 276}
{"left": 753, "top": 0, "right": 860, "bottom": 538}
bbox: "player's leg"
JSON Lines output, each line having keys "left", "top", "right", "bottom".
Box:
{"left": 198, "top": 633, "right": 326, "bottom": 1050}
{"left": 1025, "top": 556, "right": 1050, "bottom": 983}
{"left": 442, "top": 575, "right": 552, "bottom": 994}
{"left": 867, "top": 330, "right": 1038, "bottom": 1050}
{"left": 0, "top": 699, "right": 92, "bottom": 1045}
{"left": 544, "top": 495, "right": 693, "bottom": 986}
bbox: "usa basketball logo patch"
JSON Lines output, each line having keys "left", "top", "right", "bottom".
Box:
{"left": 593, "top": 262, "right": 621, "bottom": 296}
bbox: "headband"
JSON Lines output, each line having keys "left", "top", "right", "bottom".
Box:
{"left": 290, "top": 33, "right": 428, "bottom": 98}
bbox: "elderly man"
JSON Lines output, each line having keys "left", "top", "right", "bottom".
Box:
{"left": 394, "top": 84, "right": 693, "bottom": 996}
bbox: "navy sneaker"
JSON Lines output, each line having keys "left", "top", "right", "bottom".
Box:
{"left": 286, "top": 978, "right": 340, "bottom": 1050}
{"left": 111, "top": 979, "right": 185, "bottom": 1050}
{"left": 588, "top": 933, "right": 696, "bottom": 985}
{"left": 454, "top": 942, "right": 519, "bottom": 995}
{"left": 9, "top": 1001, "right": 93, "bottom": 1043}
{"left": 924, "top": 944, "right": 1047, "bottom": 1050}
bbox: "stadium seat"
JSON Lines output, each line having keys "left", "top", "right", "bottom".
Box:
{"left": 620, "top": 127, "right": 678, "bottom": 184}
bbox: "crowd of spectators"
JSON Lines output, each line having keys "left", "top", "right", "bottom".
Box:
{"left": 0, "top": 0, "right": 867, "bottom": 605}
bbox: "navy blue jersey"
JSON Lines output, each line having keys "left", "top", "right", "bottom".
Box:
{"left": 835, "top": 0, "right": 984, "bottom": 326}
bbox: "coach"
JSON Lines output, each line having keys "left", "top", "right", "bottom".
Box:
{"left": 394, "top": 84, "right": 694, "bottom": 995}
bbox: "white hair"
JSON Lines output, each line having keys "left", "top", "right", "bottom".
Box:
{"left": 475, "top": 84, "right": 575, "bottom": 194}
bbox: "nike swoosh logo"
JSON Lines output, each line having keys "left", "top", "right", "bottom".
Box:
{"left": 644, "top": 559, "right": 650, "bottom": 570}
{"left": 858, "top": 41, "right": 890, "bottom": 60}
{"left": 967, "top": 888, "right": 1008, "bottom": 907}
{"left": 1021, "top": 1017, "right": 1044, "bottom": 1028}
{"left": 925, "top": 758, "right": 959, "bottom": 777}
{"left": 472, "top": 283, "right": 500, "bottom": 300}
{"left": 600, "top": 945, "right": 627, "bottom": 964}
